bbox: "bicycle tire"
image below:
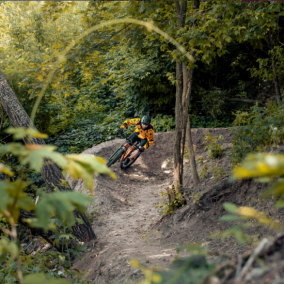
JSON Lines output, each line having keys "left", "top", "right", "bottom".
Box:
{"left": 120, "top": 155, "right": 139, "bottom": 170}
{"left": 106, "top": 148, "right": 125, "bottom": 167}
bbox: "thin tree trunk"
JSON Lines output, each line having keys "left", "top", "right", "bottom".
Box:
{"left": 173, "top": 1, "right": 187, "bottom": 196}
{"left": 0, "top": 69, "right": 96, "bottom": 242}
{"left": 186, "top": 116, "right": 200, "bottom": 186}
{"left": 173, "top": 60, "right": 184, "bottom": 191}
{"left": 172, "top": 0, "right": 200, "bottom": 201}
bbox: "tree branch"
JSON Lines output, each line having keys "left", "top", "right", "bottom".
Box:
{"left": 224, "top": 98, "right": 264, "bottom": 105}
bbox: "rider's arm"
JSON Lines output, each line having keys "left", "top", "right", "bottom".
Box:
{"left": 120, "top": 118, "right": 141, "bottom": 129}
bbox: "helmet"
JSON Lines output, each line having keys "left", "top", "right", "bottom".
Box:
{"left": 141, "top": 115, "right": 151, "bottom": 125}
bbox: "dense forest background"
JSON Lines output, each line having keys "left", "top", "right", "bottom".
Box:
{"left": 1, "top": 1, "right": 283, "bottom": 155}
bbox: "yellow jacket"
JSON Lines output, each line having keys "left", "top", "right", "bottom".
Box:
{"left": 121, "top": 118, "right": 154, "bottom": 149}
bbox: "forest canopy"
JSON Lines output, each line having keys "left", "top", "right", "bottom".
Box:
{"left": 0, "top": 0, "right": 283, "bottom": 154}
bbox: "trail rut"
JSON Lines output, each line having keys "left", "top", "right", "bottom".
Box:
{"left": 68, "top": 129, "right": 234, "bottom": 283}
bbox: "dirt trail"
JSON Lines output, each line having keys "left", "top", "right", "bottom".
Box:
{"left": 68, "top": 129, "right": 234, "bottom": 283}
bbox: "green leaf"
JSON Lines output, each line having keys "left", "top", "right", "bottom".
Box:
{"left": 66, "top": 154, "right": 116, "bottom": 190}
{"left": 6, "top": 127, "right": 48, "bottom": 140}
{"left": 275, "top": 200, "right": 284, "bottom": 208}
{"left": 219, "top": 215, "right": 240, "bottom": 221}
{"left": 23, "top": 273, "right": 69, "bottom": 284}
{"left": 0, "top": 238, "right": 19, "bottom": 261}
{"left": 223, "top": 203, "right": 238, "bottom": 214}
{"left": 33, "top": 191, "right": 91, "bottom": 231}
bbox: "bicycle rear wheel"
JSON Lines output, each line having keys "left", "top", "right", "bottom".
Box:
{"left": 120, "top": 155, "right": 139, "bottom": 170}
{"left": 106, "top": 148, "right": 125, "bottom": 167}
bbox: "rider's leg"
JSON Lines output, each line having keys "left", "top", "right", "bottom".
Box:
{"left": 127, "top": 132, "right": 140, "bottom": 144}
{"left": 129, "top": 138, "right": 147, "bottom": 160}
{"left": 123, "top": 132, "right": 138, "bottom": 150}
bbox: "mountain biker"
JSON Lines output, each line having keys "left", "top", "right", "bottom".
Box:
{"left": 118, "top": 115, "right": 154, "bottom": 163}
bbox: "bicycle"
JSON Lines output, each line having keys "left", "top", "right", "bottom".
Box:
{"left": 106, "top": 134, "right": 141, "bottom": 170}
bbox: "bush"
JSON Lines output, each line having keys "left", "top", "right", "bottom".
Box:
{"left": 231, "top": 101, "right": 284, "bottom": 165}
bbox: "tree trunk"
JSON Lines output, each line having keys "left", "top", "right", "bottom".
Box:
{"left": 174, "top": 61, "right": 184, "bottom": 192}
{"left": 0, "top": 69, "right": 96, "bottom": 242}
{"left": 173, "top": 1, "right": 187, "bottom": 195}
{"left": 172, "top": 0, "right": 200, "bottom": 202}
{"left": 186, "top": 116, "right": 200, "bottom": 186}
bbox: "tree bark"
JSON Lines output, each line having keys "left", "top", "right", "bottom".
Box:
{"left": 173, "top": 1, "right": 200, "bottom": 196}
{"left": 0, "top": 69, "right": 96, "bottom": 242}
{"left": 186, "top": 116, "right": 200, "bottom": 186}
{"left": 174, "top": 60, "right": 184, "bottom": 191}
{"left": 173, "top": 1, "right": 188, "bottom": 195}
{"left": 224, "top": 98, "right": 264, "bottom": 105}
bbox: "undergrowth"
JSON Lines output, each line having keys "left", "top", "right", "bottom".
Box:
{"left": 231, "top": 101, "right": 284, "bottom": 165}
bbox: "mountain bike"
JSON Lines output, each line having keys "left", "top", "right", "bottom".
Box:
{"left": 106, "top": 134, "right": 141, "bottom": 170}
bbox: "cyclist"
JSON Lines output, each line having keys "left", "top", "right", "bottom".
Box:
{"left": 118, "top": 115, "right": 154, "bottom": 164}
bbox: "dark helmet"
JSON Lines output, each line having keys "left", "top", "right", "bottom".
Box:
{"left": 141, "top": 115, "right": 151, "bottom": 125}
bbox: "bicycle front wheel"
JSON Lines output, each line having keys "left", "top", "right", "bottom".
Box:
{"left": 106, "top": 148, "right": 125, "bottom": 167}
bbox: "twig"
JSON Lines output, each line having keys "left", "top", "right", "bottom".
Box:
{"left": 150, "top": 215, "right": 167, "bottom": 230}
{"left": 35, "top": 195, "right": 39, "bottom": 206}
{"left": 91, "top": 23, "right": 131, "bottom": 50}
{"left": 237, "top": 238, "right": 270, "bottom": 281}
{"left": 234, "top": 254, "right": 242, "bottom": 283}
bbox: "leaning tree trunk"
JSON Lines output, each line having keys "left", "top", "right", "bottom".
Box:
{"left": 0, "top": 70, "right": 96, "bottom": 242}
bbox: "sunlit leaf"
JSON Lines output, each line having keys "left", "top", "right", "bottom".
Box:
{"left": 223, "top": 203, "right": 238, "bottom": 214}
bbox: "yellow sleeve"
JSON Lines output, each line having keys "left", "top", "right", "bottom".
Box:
{"left": 120, "top": 118, "right": 141, "bottom": 129}
{"left": 144, "top": 128, "right": 154, "bottom": 149}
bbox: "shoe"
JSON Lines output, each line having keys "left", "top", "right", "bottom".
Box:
{"left": 124, "top": 158, "right": 130, "bottom": 165}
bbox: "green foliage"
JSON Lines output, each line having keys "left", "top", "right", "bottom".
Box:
{"left": 231, "top": 102, "right": 284, "bottom": 165}
{"left": 0, "top": 127, "right": 114, "bottom": 283}
{"left": 200, "top": 87, "right": 226, "bottom": 119}
{"left": 220, "top": 202, "right": 281, "bottom": 244}
{"left": 155, "top": 188, "right": 184, "bottom": 215}
{"left": 220, "top": 151, "right": 284, "bottom": 244}
{"left": 199, "top": 164, "right": 208, "bottom": 179}
{"left": 151, "top": 115, "right": 175, "bottom": 133}
{"left": 131, "top": 245, "right": 214, "bottom": 284}
{"left": 203, "top": 133, "right": 225, "bottom": 159}
{"left": 189, "top": 192, "right": 202, "bottom": 204}
{"left": 211, "top": 165, "right": 226, "bottom": 181}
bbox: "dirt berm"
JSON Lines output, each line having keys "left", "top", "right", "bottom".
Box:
{"left": 68, "top": 128, "right": 284, "bottom": 284}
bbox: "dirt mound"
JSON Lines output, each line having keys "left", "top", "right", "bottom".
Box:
{"left": 68, "top": 127, "right": 284, "bottom": 284}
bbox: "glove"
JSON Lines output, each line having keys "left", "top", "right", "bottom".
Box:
{"left": 118, "top": 128, "right": 124, "bottom": 136}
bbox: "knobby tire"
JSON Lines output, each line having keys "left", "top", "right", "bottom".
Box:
{"left": 106, "top": 148, "right": 125, "bottom": 167}
{"left": 120, "top": 155, "right": 139, "bottom": 170}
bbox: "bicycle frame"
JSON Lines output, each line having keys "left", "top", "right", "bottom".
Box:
{"left": 120, "top": 143, "right": 136, "bottom": 162}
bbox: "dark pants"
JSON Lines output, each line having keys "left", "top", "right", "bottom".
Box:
{"left": 128, "top": 132, "right": 147, "bottom": 148}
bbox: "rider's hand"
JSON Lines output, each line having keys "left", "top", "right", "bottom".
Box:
{"left": 118, "top": 128, "right": 124, "bottom": 136}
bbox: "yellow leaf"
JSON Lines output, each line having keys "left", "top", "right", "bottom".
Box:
{"left": 152, "top": 274, "right": 162, "bottom": 283}
{"left": 26, "top": 144, "right": 44, "bottom": 151}
{"left": 38, "top": 75, "right": 44, "bottom": 82}
{"left": 130, "top": 259, "right": 140, "bottom": 268}
{"left": 0, "top": 163, "right": 14, "bottom": 177}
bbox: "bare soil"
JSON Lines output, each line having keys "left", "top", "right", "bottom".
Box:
{"left": 68, "top": 128, "right": 284, "bottom": 284}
